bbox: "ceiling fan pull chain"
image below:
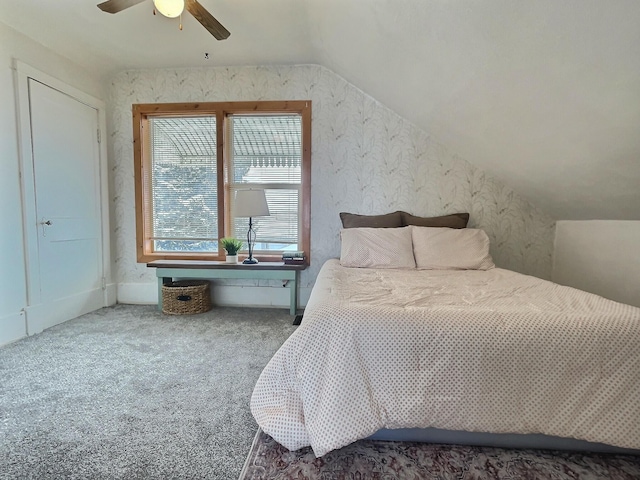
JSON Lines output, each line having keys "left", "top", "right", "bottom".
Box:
{"left": 179, "top": 12, "right": 183, "bottom": 30}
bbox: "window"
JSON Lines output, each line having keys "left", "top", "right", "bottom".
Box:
{"left": 133, "top": 101, "right": 311, "bottom": 263}
{"left": 228, "top": 115, "right": 301, "bottom": 253}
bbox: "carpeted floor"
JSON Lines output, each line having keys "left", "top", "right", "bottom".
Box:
{"left": 0, "top": 304, "right": 296, "bottom": 480}
{"left": 4, "top": 305, "right": 640, "bottom": 480}
{"left": 240, "top": 429, "right": 640, "bottom": 480}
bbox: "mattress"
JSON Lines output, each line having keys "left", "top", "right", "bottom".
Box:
{"left": 251, "top": 259, "right": 640, "bottom": 457}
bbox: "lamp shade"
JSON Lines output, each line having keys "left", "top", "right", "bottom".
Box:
{"left": 234, "top": 189, "right": 270, "bottom": 218}
{"left": 153, "top": 0, "right": 185, "bottom": 18}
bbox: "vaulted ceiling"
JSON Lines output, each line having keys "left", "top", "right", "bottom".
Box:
{"left": 2, "top": 0, "right": 639, "bottom": 220}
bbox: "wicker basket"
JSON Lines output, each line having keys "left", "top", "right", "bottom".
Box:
{"left": 162, "top": 280, "right": 211, "bottom": 315}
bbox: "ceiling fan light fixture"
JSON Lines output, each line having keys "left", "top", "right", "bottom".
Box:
{"left": 153, "top": 0, "right": 185, "bottom": 18}
{"left": 98, "top": 0, "right": 230, "bottom": 40}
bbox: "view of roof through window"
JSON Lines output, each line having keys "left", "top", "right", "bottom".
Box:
{"left": 232, "top": 115, "right": 302, "bottom": 184}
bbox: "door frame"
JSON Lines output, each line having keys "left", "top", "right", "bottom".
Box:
{"left": 13, "top": 60, "right": 114, "bottom": 332}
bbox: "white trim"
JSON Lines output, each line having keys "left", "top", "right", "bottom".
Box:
{"left": 13, "top": 60, "right": 112, "bottom": 321}
{"left": 0, "top": 311, "right": 27, "bottom": 346}
{"left": 104, "top": 282, "right": 117, "bottom": 307}
{"left": 117, "top": 283, "right": 159, "bottom": 305}
{"left": 14, "top": 62, "right": 40, "bottom": 305}
{"left": 214, "top": 285, "right": 293, "bottom": 308}
{"left": 97, "top": 106, "right": 113, "bottom": 306}
{"left": 25, "top": 289, "right": 105, "bottom": 335}
{"left": 13, "top": 60, "right": 105, "bottom": 110}
{"left": 215, "top": 285, "right": 311, "bottom": 308}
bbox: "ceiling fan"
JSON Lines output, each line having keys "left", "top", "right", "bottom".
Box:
{"left": 97, "top": 0, "right": 230, "bottom": 40}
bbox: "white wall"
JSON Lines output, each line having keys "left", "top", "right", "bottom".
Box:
{"left": 0, "top": 21, "right": 105, "bottom": 345}
{"left": 553, "top": 221, "right": 640, "bottom": 308}
{"left": 109, "top": 65, "right": 556, "bottom": 307}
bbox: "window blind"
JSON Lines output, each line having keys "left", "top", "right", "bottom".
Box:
{"left": 229, "top": 114, "right": 302, "bottom": 250}
{"left": 231, "top": 188, "right": 299, "bottom": 245}
{"left": 149, "top": 116, "right": 218, "bottom": 252}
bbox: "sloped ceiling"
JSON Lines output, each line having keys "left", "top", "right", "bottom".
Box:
{"left": 2, "top": 0, "right": 639, "bottom": 220}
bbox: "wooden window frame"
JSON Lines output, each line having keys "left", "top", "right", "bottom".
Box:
{"left": 133, "top": 101, "right": 311, "bottom": 264}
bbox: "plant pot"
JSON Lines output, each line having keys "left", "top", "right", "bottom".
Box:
{"left": 226, "top": 255, "right": 238, "bottom": 264}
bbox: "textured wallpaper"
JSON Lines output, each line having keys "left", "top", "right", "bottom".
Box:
{"left": 108, "top": 65, "right": 555, "bottom": 291}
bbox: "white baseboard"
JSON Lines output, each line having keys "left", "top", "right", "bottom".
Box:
{"left": 104, "top": 283, "right": 117, "bottom": 306}
{"left": 0, "top": 310, "right": 27, "bottom": 346}
{"left": 117, "top": 283, "right": 158, "bottom": 304}
{"left": 0, "top": 283, "right": 311, "bottom": 347}
{"left": 1, "top": 286, "right": 117, "bottom": 346}
{"left": 117, "top": 282, "right": 311, "bottom": 309}
{"left": 212, "top": 285, "right": 307, "bottom": 308}
{"left": 25, "top": 288, "right": 105, "bottom": 335}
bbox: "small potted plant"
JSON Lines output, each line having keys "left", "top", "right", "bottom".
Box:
{"left": 220, "top": 237, "right": 243, "bottom": 264}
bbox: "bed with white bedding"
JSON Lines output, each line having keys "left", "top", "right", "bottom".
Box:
{"left": 251, "top": 225, "right": 640, "bottom": 458}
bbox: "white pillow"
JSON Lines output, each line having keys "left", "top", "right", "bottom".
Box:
{"left": 340, "top": 227, "right": 416, "bottom": 269}
{"left": 411, "top": 226, "right": 495, "bottom": 270}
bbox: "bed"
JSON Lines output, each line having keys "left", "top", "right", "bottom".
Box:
{"left": 251, "top": 214, "right": 640, "bottom": 458}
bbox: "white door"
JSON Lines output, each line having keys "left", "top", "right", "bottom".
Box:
{"left": 25, "top": 79, "right": 104, "bottom": 334}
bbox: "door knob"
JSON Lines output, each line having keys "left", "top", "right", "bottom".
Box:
{"left": 40, "top": 219, "right": 52, "bottom": 237}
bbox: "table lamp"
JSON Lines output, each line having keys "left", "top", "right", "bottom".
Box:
{"left": 234, "top": 189, "right": 270, "bottom": 264}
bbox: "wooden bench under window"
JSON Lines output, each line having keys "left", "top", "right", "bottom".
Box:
{"left": 147, "top": 260, "right": 307, "bottom": 316}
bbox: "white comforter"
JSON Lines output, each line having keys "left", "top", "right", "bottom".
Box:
{"left": 251, "top": 259, "right": 640, "bottom": 457}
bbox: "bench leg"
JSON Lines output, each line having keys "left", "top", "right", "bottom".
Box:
{"left": 289, "top": 272, "right": 299, "bottom": 315}
{"left": 289, "top": 284, "right": 296, "bottom": 315}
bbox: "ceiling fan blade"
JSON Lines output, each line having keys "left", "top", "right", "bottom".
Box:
{"left": 185, "top": 0, "right": 231, "bottom": 40}
{"left": 97, "top": 0, "right": 147, "bottom": 14}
